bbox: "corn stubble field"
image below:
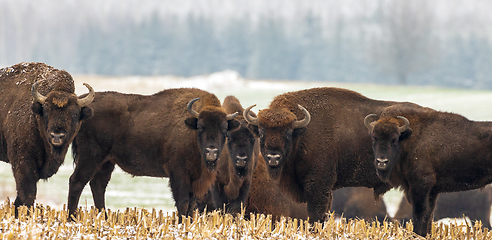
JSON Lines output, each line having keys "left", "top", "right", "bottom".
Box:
{"left": 1, "top": 201, "right": 490, "bottom": 239}
{"left": 2, "top": 72, "right": 492, "bottom": 239}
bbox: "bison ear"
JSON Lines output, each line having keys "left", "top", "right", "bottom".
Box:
{"left": 399, "top": 128, "right": 412, "bottom": 141}
{"left": 31, "top": 102, "right": 43, "bottom": 116}
{"left": 247, "top": 124, "right": 259, "bottom": 137}
{"left": 185, "top": 117, "right": 198, "bottom": 129}
{"left": 80, "top": 107, "right": 93, "bottom": 120}
{"left": 227, "top": 119, "right": 241, "bottom": 132}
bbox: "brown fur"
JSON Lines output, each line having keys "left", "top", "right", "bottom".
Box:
{"left": 246, "top": 87, "right": 399, "bottom": 222}
{"left": 246, "top": 155, "right": 308, "bottom": 220}
{"left": 331, "top": 187, "right": 390, "bottom": 222}
{"left": 192, "top": 167, "right": 217, "bottom": 197}
{"left": 394, "top": 186, "right": 492, "bottom": 229}
{"left": 258, "top": 109, "right": 297, "bottom": 128}
{"left": 68, "top": 88, "right": 239, "bottom": 220}
{"left": 202, "top": 96, "right": 259, "bottom": 214}
{"left": 367, "top": 103, "right": 492, "bottom": 236}
{"left": 0, "top": 62, "right": 93, "bottom": 213}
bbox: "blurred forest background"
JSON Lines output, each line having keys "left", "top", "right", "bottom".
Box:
{"left": 1, "top": 0, "right": 491, "bottom": 89}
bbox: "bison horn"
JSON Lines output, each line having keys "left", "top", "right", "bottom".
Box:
{"left": 187, "top": 98, "right": 200, "bottom": 118}
{"left": 397, "top": 116, "right": 410, "bottom": 133}
{"left": 364, "top": 114, "right": 378, "bottom": 132}
{"left": 77, "top": 83, "right": 95, "bottom": 107}
{"left": 292, "top": 105, "right": 311, "bottom": 129}
{"left": 243, "top": 104, "right": 259, "bottom": 126}
{"left": 31, "top": 81, "right": 47, "bottom": 104}
{"left": 227, "top": 112, "right": 239, "bottom": 120}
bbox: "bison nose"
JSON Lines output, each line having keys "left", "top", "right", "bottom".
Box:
{"left": 205, "top": 147, "right": 219, "bottom": 161}
{"left": 376, "top": 158, "right": 389, "bottom": 170}
{"left": 235, "top": 155, "right": 248, "bottom": 167}
{"left": 265, "top": 154, "right": 282, "bottom": 167}
{"left": 50, "top": 132, "right": 66, "bottom": 146}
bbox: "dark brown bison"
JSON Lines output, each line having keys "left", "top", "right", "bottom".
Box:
{"left": 209, "top": 96, "right": 259, "bottom": 213}
{"left": 331, "top": 187, "right": 390, "bottom": 222}
{"left": 246, "top": 154, "right": 308, "bottom": 220}
{"left": 243, "top": 87, "right": 395, "bottom": 222}
{"left": 0, "top": 62, "right": 94, "bottom": 212}
{"left": 67, "top": 88, "right": 240, "bottom": 219}
{"left": 394, "top": 186, "right": 492, "bottom": 229}
{"left": 364, "top": 103, "right": 492, "bottom": 236}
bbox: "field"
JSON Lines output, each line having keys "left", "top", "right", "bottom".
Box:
{"left": 0, "top": 202, "right": 490, "bottom": 239}
{"left": 1, "top": 72, "right": 492, "bottom": 238}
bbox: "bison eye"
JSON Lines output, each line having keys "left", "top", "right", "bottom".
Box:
{"left": 259, "top": 129, "right": 265, "bottom": 139}
{"left": 197, "top": 125, "right": 204, "bottom": 133}
{"left": 285, "top": 130, "right": 293, "bottom": 140}
{"left": 391, "top": 139, "right": 398, "bottom": 146}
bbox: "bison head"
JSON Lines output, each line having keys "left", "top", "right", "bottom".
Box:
{"left": 226, "top": 117, "right": 258, "bottom": 178}
{"left": 364, "top": 114, "right": 412, "bottom": 181}
{"left": 243, "top": 104, "right": 310, "bottom": 180}
{"left": 31, "top": 81, "right": 94, "bottom": 158}
{"left": 185, "top": 98, "right": 241, "bottom": 171}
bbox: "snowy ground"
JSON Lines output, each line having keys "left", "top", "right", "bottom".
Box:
{"left": 2, "top": 70, "right": 492, "bottom": 219}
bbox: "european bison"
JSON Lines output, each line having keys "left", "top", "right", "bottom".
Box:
{"left": 331, "top": 187, "right": 389, "bottom": 222}
{"left": 394, "top": 186, "right": 492, "bottom": 229}
{"left": 67, "top": 88, "right": 240, "bottom": 219}
{"left": 364, "top": 103, "right": 492, "bottom": 236}
{"left": 246, "top": 154, "right": 308, "bottom": 220}
{"left": 210, "top": 96, "right": 259, "bottom": 213}
{"left": 0, "top": 62, "right": 94, "bottom": 212}
{"left": 243, "top": 87, "right": 394, "bottom": 222}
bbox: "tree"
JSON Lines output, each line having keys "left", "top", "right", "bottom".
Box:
{"left": 370, "top": 0, "right": 438, "bottom": 85}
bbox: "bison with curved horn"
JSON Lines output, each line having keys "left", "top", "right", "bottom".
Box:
{"left": 198, "top": 96, "right": 308, "bottom": 219}
{"left": 364, "top": 102, "right": 492, "bottom": 236}
{"left": 0, "top": 62, "right": 94, "bottom": 213}
{"left": 201, "top": 96, "right": 260, "bottom": 214}
{"left": 67, "top": 88, "right": 240, "bottom": 220}
{"left": 243, "top": 87, "right": 397, "bottom": 223}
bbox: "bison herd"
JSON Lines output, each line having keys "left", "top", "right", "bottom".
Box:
{"left": 1, "top": 62, "right": 492, "bottom": 237}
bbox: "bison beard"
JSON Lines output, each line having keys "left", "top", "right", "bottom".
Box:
{"left": 67, "top": 88, "right": 240, "bottom": 221}
{"left": 245, "top": 154, "right": 308, "bottom": 221}
{"left": 0, "top": 62, "right": 94, "bottom": 214}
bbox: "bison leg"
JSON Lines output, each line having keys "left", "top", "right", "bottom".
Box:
{"left": 89, "top": 161, "right": 115, "bottom": 213}
{"left": 11, "top": 159, "right": 39, "bottom": 216}
{"left": 410, "top": 189, "right": 438, "bottom": 237}
{"left": 226, "top": 180, "right": 251, "bottom": 214}
{"left": 303, "top": 174, "right": 333, "bottom": 223}
{"left": 169, "top": 171, "right": 193, "bottom": 221}
{"left": 466, "top": 193, "right": 492, "bottom": 229}
{"left": 12, "top": 170, "right": 38, "bottom": 216}
{"left": 210, "top": 183, "right": 226, "bottom": 211}
{"left": 306, "top": 189, "right": 332, "bottom": 223}
{"left": 188, "top": 194, "right": 197, "bottom": 215}
{"left": 68, "top": 159, "right": 102, "bottom": 220}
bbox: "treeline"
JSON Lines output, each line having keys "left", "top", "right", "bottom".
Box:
{"left": 1, "top": 0, "right": 492, "bottom": 89}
